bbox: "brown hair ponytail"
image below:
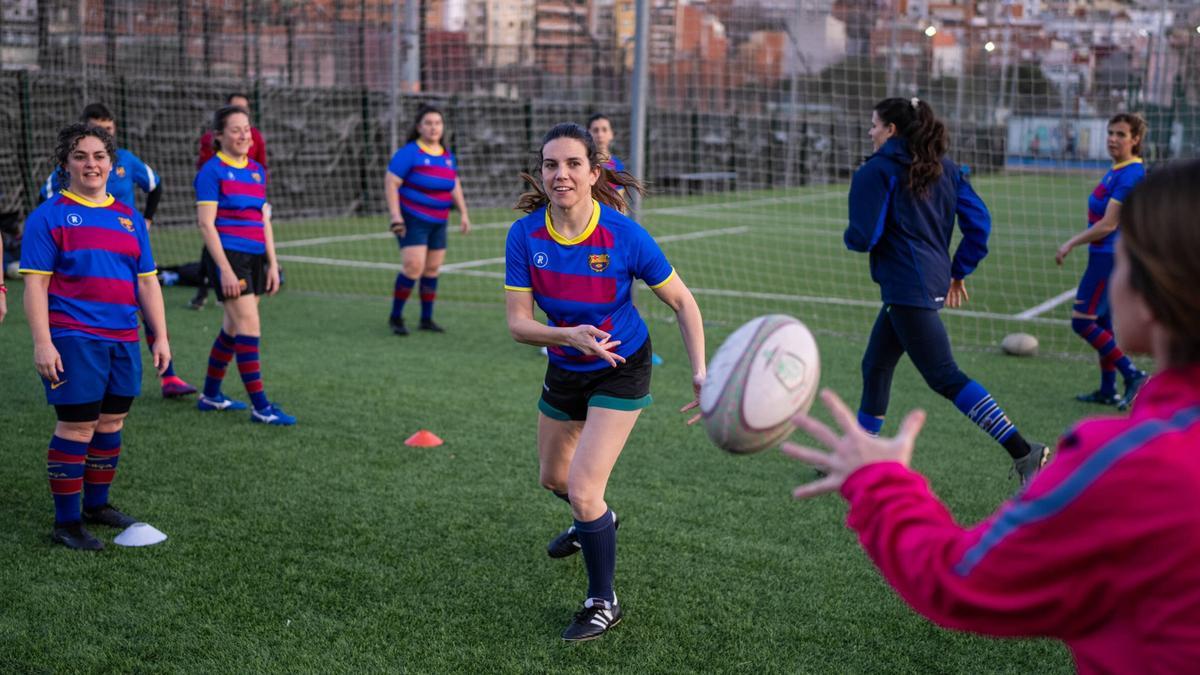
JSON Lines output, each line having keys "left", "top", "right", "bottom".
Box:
{"left": 874, "top": 97, "right": 949, "bottom": 198}
{"left": 515, "top": 122, "right": 645, "bottom": 214}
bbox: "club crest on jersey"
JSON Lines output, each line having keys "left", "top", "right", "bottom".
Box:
{"left": 251, "top": 172, "right": 262, "bottom": 182}
{"left": 588, "top": 254, "right": 610, "bottom": 273}
{"left": 115, "top": 166, "right": 126, "bottom": 178}
{"left": 67, "top": 213, "right": 83, "bottom": 226}
{"left": 118, "top": 216, "right": 134, "bottom": 232}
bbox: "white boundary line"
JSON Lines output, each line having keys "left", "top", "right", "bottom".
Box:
{"left": 1015, "top": 288, "right": 1076, "bottom": 319}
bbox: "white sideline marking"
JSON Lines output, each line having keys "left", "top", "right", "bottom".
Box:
{"left": 685, "top": 287, "right": 1069, "bottom": 325}
{"left": 1015, "top": 288, "right": 1077, "bottom": 319}
{"left": 655, "top": 225, "right": 749, "bottom": 242}
{"left": 274, "top": 192, "right": 838, "bottom": 250}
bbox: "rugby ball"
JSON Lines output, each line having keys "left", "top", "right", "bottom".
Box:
{"left": 1001, "top": 332, "right": 1039, "bottom": 357}
{"left": 700, "top": 314, "right": 820, "bottom": 454}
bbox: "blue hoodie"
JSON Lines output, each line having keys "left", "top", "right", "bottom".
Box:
{"left": 844, "top": 137, "right": 990, "bottom": 310}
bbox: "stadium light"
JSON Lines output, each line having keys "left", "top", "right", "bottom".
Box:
{"left": 1195, "top": 24, "right": 1200, "bottom": 35}
{"left": 924, "top": 25, "right": 937, "bottom": 38}
{"left": 984, "top": 41, "right": 996, "bottom": 52}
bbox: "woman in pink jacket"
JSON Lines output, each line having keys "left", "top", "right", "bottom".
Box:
{"left": 783, "top": 158, "right": 1200, "bottom": 674}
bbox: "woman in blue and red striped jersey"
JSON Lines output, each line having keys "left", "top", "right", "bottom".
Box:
{"left": 587, "top": 113, "right": 626, "bottom": 194}
{"left": 21, "top": 123, "right": 171, "bottom": 550}
{"left": 505, "top": 123, "right": 707, "bottom": 641}
{"left": 1055, "top": 113, "right": 1149, "bottom": 410}
{"left": 384, "top": 104, "right": 472, "bottom": 335}
{"left": 193, "top": 105, "right": 294, "bottom": 426}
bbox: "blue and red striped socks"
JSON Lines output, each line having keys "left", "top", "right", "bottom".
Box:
{"left": 83, "top": 431, "right": 121, "bottom": 510}
{"left": 420, "top": 276, "right": 438, "bottom": 322}
{"left": 953, "top": 380, "right": 1030, "bottom": 459}
{"left": 392, "top": 274, "right": 415, "bottom": 319}
{"left": 47, "top": 435, "right": 88, "bottom": 524}
{"left": 203, "top": 330, "right": 236, "bottom": 398}
{"left": 234, "top": 335, "right": 271, "bottom": 411}
{"left": 1072, "top": 317, "right": 1138, "bottom": 382}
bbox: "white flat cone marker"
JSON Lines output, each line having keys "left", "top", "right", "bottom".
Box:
{"left": 113, "top": 522, "right": 168, "bottom": 547}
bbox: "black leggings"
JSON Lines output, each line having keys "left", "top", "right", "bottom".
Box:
{"left": 860, "top": 304, "right": 970, "bottom": 417}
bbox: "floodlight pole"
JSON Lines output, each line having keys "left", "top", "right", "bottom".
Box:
{"left": 628, "top": 0, "right": 650, "bottom": 218}
{"left": 391, "top": 0, "right": 401, "bottom": 151}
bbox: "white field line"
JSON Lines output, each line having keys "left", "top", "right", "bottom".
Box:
{"left": 682, "top": 287, "right": 1070, "bottom": 325}
{"left": 274, "top": 192, "right": 841, "bottom": 250}
{"left": 1015, "top": 288, "right": 1077, "bottom": 319}
{"left": 278, "top": 223, "right": 748, "bottom": 276}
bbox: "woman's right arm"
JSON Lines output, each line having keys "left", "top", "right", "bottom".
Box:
{"left": 196, "top": 202, "right": 241, "bottom": 299}
{"left": 23, "top": 273, "right": 62, "bottom": 381}
{"left": 384, "top": 171, "right": 404, "bottom": 234}
{"left": 505, "top": 291, "right": 625, "bottom": 367}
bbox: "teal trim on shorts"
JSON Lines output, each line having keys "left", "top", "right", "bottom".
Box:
{"left": 538, "top": 399, "right": 572, "bottom": 421}
{"left": 589, "top": 394, "right": 653, "bottom": 411}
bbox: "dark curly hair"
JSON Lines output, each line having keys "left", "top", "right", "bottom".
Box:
{"left": 515, "top": 123, "right": 643, "bottom": 214}
{"left": 53, "top": 123, "right": 116, "bottom": 190}
{"left": 406, "top": 103, "right": 444, "bottom": 145}
{"left": 874, "top": 97, "right": 948, "bottom": 199}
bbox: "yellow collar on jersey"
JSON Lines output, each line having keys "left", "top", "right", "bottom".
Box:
{"left": 416, "top": 140, "right": 445, "bottom": 156}
{"left": 60, "top": 189, "right": 115, "bottom": 208}
{"left": 1112, "top": 157, "right": 1142, "bottom": 170}
{"left": 217, "top": 150, "right": 249, "bottom": 169}
{"left": 545, "top": 199, "right": 600, "bottom": 246}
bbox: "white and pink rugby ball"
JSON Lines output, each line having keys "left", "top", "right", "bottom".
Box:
{"left": 700, "top": 314, "right": 821, "bottom": 454}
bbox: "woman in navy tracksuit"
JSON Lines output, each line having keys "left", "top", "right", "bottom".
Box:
{"left": 844, "top": 97, "right": 1047, "bottom": 484}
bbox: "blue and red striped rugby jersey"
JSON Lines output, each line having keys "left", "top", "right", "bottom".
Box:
{"left": 505, "top": 199, "right": 676, "bottom": 372}
{"left": 1087, "top": 157, "right": 1144, "bottom": 253}
{"left": 604, "top": 153, "right": 626, "bottom": 194}
{"left": 19, "top": 190, "right": 157, "bottom": 342}
{"left": 195, "top": 151, "right": 268, "bottom": 255}
{"left": 387, "top": 140, "right": 458, "bottom": 225}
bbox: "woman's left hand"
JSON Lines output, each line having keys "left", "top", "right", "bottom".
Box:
{"left": 266, "top": 263, "right": 281, "bottom": 295}
{"left": 150, "top": 337, "right": 171, "bottom": 376}
{"left": 0, "top": 291, "right": 7, "bottom": 323}
{"left": 460, "top": 214, "right": 472, "bottom": 235}
{"left": 1055, "top": 242, "right": 1073, "bottom": 265}
{"left": 945, "top": 278, "right": 968, "bottom": 308}
{"left": 781, "top": 388, "right": 927, "bottom": 500}
{"left": 679, "top": 372, "right": 705, "bottom": 425}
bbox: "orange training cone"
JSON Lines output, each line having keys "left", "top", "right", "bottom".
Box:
{"left": 404, "top": 429, "right": 444, "bottom": 447}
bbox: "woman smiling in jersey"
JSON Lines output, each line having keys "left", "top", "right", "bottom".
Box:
{"left": 504, "top": 123, "right": 706, "bottom": 641}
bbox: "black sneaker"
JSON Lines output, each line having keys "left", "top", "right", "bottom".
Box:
{"left": 1011, "top": 442, "right": 1050, "bottom": 487}
{"left": 1075, "top": 390, "right": 1120, "bottom": 406}
{"left": 51, "top": 522, "right": 104, "bottom": 551}
{"left": 1117, "top": 371, "right": 1148, "bottom": 412}
{"left": 389, "top": 316, "right": 408, "bottom": 336}
{"left": 83, "top": 504, "right": 138, "bottom": 529}
{"left": 562, "top": 598, "right": 623, "bottom": 641}
{"left": 187, "top": 293, "right": 207, "bottom": 310}
{"left": 419, "top": 319, "right": 445, "bottom": 333}
{"left": 547, "top": 514, "right": 619, "bottom": 558}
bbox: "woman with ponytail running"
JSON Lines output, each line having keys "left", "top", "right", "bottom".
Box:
{"left": 843, "top": 97, "right": 1047, "bottom": 484}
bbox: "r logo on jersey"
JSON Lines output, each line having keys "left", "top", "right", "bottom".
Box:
{"left": 118, "top": 216, "right": 134, "bottom": 232}
{"left": 67, "top": 213, "right": 83, "bottom": 226}
{"left": 533, "top": 251, "right": 549, "bottom": 268}
{"left": 115, "top": 166, "right": 126, "bottom": 178}
{"left": 588, "top": 254, "right": 610, "bottom": 273}
{"left": 251, "top": 172, "right": 262, "bottom": 183}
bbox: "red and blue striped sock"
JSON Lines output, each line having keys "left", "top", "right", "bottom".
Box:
{"left": 235, "top": 334, "right": 271, "bottom": 411}
{"left": 83, "top": 430, "right": 121, "bottom": 510}
{"left": 419, "top": 276, "right": 438, "bottom": 321}
{"left": 145, "top": 325, "right": 177, "bottom": 377}
{"left": 1073, "top": 318, "right": 1138, "bottom": 381}
{"left": 203, "top": 330, "right": 236, "bottom": 397}
{"left": 392, "top": 274, "right": 416, "bottom": 319}
{"left": 48, "top": 435, "right": 88, "bottom": 524}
